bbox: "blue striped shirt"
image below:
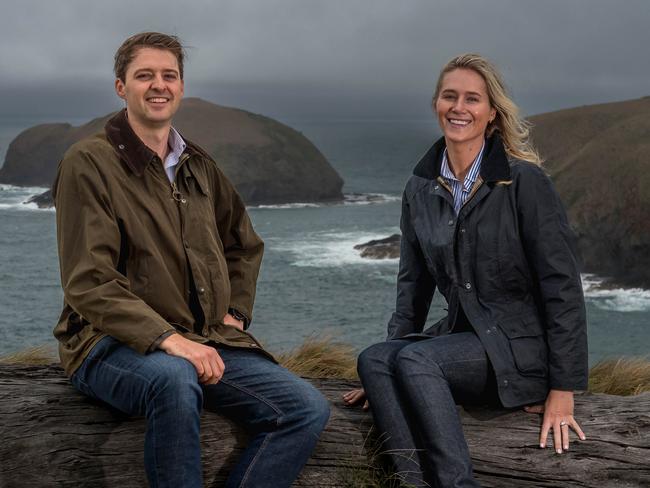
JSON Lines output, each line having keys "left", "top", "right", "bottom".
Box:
{"left": 440, "top": 141, "right": 486, "bottom": 215}
{"left": 163, "top": 127, "right": 187, "bottom": 182}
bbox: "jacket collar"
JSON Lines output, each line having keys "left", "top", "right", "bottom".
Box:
{"left": 105, "top": 109, "right": 202, "bottom": 177}
{"left": 413, "top": 132, "right": 511, "bottom": 183}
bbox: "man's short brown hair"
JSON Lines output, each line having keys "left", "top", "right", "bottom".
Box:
{"left": 114, "top": 32, "right": 185, "bottom": 82}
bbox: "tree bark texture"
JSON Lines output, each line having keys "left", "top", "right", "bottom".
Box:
{"left": 0, "top": 364, "right": 648, "bottom": 487}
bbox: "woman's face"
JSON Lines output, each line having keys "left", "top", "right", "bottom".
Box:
{"left": 435, "top": 68, "right": 496, "bottom": 147}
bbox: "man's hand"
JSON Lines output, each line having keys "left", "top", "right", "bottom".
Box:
{"left": 223, "top": 312, "right": 244, "bottom": 331}
{"left": 159, "top": 334, "right": 225, "bottom": 385}
{"left": 525, "top": 389, "right": 586, "bottom": 453}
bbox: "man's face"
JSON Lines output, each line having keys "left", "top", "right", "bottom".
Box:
{"left": 115, "top": 47, "right": 184, "bottom": 129}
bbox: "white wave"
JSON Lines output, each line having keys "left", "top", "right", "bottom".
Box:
{"left": 342, "top": 193, "right": 401, "bottom": 205}
{"left": 582, "top": 273, "right": 650, "bottom": 312}
{"left": 0, "top": 183, "right": 50, "bottom": 194}
{"left": 255, "top": 202, "right": 321, "bottom": 210}
{"left": 0, "top": 184, "right": 52, "bottom": 211}
{"left": 0, "top": 201, "right": 55, "bottom": 212}
{"left": 274, "top": 230, "right": 400, "bottom": 267}
{"left": 251, "top": 193, "right": 400, "bottom": 210}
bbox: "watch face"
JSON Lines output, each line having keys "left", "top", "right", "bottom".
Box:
{"left": 229, "top": 309, "right": 246, "bottom": 322}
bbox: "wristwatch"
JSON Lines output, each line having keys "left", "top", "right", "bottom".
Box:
{"left": 228, "top": 308, "right": 249, "bottom": 329}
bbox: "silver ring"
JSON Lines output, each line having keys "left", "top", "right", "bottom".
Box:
{"left": 560, "top": 421, "right": 567, "bottom": 426}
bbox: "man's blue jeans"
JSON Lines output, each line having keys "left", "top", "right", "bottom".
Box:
{"left": 358, "top": 332, "right": 491, "bottom": 488}
{"left": 71, "top": 336, "right": 330, "bottom": 488}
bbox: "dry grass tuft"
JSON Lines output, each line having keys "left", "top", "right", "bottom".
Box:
{"left": 276, "top": 335, "right": 359, "bottom": 380}
{"left": 588, "top": 357, "right": 650, "bottom": 396}
{"left": 2, "top": 338, "right": 650, "bottom": 399}
{"left": 0, "top": 344, "right": 57, "bottom": 365}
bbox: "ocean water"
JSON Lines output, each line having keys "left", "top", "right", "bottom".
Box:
{"left": 0, "top": 118, "right": 648, "bottom": 364}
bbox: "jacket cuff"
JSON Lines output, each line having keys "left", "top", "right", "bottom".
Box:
{"left": 147, "top": 330, "right": 178, "bottom": 353}
{"left": 228, "top": 305, "right": 251, "bottom": 330}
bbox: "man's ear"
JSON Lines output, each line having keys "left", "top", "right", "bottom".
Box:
{"left": 115, "top": 78, "right": 126, "bottom": 100}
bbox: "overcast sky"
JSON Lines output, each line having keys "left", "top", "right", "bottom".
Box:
{"left": 1, "top": 0, "right": 649, "bottom": 121}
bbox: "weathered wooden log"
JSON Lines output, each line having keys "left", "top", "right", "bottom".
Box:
{"left": 1, "top": 364, "right": 648, "bottom": 487}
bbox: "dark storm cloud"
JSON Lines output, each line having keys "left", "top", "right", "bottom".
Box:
{"left": 1, "top": 0, "right": 649, "bottom": 120}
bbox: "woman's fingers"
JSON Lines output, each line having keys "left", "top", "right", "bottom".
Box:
{"left": 342, "top": 388, "right": 367, "bottom": 406}
{"left": 524, "top": 404, "right": 544, "bottom": 414}
{"left": 541, "top": 417, "right": 586, "bottom": 453}
{"left": 561, "top": 421, "right": 570, "bottom": 451}
{"left": 571, "top": 417, "right": 587, "bottom": 441}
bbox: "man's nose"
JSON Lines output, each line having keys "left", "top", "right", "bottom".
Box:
{"left": 150, "top": 74, "right": 165, "bottom": 90}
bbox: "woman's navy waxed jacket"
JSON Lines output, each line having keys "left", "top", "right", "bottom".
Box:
{"left": 387, "top": 134, "right": 588, "bottom": 408}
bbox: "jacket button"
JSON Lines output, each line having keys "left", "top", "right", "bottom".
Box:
{"left": 198, "top": 287, "right": 205, "bottom": 295}
{"left": 486, "top": 328, "right": 492, "bottom": 334}
{"left": 464, "top": 282, "right": 472, "bottom": 290}
{"left": 434, "top": 185, "right": 440, "bottom": 190}
{"left": 460, "top": 228, "right": 466, "bottom": 233}
{"left": 448, "top": 219, "right": 454, "bottom": 226}
{"left": 118, "top": 144, "right": 125, "bottom": 150}
{"left": 503, "top": 379, "right": 509, "bottom": 387}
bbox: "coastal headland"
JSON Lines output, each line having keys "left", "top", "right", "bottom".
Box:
{"left": 0, "top": 97, "right": 344, "bottom": 206}
{"left": 354, "top": 97, "right": 650, "bottom": 289}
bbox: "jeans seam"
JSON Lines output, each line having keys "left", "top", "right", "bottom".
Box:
{"left": 238, "top": 430, "right": 274, "bottom": 487}
{"left": 438, "top": 358, "right": 485, "bottom": 367}
{"left": 218, "top": 377, "right": 284, "bottom": 418}
{"left": 92, "top": 359, "right": 156, "bottom": 389}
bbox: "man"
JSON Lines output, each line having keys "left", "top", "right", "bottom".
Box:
{"left": 52, "top": 32, "right": 329, "bottom": 488}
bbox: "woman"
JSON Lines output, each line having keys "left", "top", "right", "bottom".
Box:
{"left": 343, "top": 53, "right": 588, "bottom": 487}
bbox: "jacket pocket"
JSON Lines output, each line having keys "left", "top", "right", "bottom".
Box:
{"left": 499, "top": 315, "right": 548, "bottom": 377}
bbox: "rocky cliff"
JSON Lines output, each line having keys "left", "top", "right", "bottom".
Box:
{"left": 0, "top": 98, "right": 343, "bottom": 205}
{"left": 530, "top": 96, "right": 650, "bottom": 288}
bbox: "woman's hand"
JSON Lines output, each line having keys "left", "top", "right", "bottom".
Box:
{"left": 342, "top": 388, "right": 369, "bottom": 410}
{"left": 525, "top": 389, "right": 586, "bottom": 453}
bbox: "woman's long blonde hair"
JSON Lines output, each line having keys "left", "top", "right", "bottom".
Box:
{"left": 433, "top": 53, "right": 542, "bottom": 165}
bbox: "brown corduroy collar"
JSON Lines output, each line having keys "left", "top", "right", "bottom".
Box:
{"left": 104, "top": 109, "right": 201, "bottom": 177}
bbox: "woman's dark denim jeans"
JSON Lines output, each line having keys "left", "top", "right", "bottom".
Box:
{"left": 358, "top": 332, "right": 491, "bottom": 488}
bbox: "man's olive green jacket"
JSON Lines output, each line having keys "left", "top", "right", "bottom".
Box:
{"left": 53, "top": 110, "right": 268, "bottom": 376}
